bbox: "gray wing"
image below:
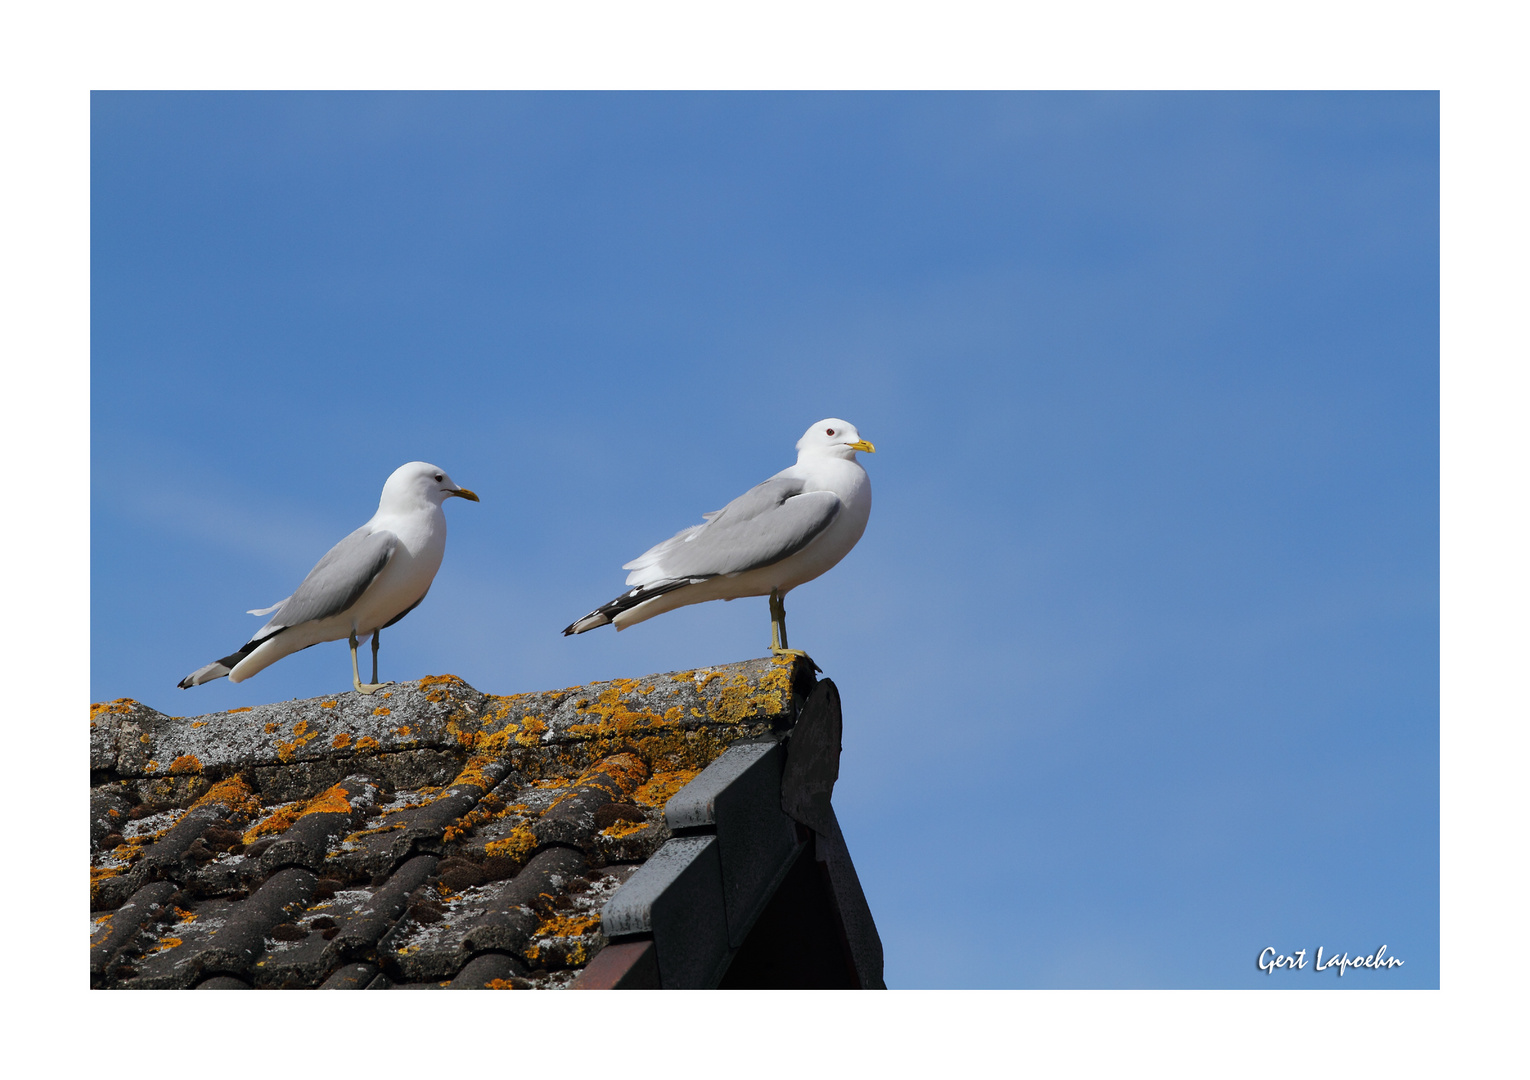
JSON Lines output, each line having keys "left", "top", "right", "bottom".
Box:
{"left": 253, "top": 527, "right": 398, "bottom": 638}
{"left": 629, "top": 477, "right": 841, "bottom": 580}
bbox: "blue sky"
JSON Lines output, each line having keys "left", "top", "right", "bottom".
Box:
{"left": 90, "top": 91, "right": 1438, "bottom": 989}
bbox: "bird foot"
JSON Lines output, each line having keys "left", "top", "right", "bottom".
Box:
{"left": 770, "top": 647, "right": 822, "bottom": 672}
{"left": 353, "top": 679, "right": 394, "bottom": 696}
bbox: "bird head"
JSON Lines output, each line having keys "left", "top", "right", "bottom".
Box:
{"left": 796, "top": 419, "right": 876, "bottom": 461}
{"left": 380, "top": 462, "right": 480, "bottom": 510}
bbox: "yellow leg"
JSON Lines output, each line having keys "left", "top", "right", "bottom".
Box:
{"left": 768, "top": 589, "right": 818, "bottom": 670}
{"left": 350, "top": 631, "right": 392, "bottom": 696}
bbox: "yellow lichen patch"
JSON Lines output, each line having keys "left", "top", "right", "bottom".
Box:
{"left": 168, "top": 754, "right": 202, "bottom": 775}
{"left": 375, "top": 707, "right": 392, "bottom": 717}
{"left": 275, "top": 718, "right": 321, "bottom": 762}
{"left": 601, "top": 819, "right": 651, "bottom": 840}
{"left": 298, "top": 782, "right": 354, "bottom": 818}
{"left": 90, "top": 698, "right": 141, "bottom": 719}
{"left": 533, "top": 911, "right": 603, "bottom": 938}
{"left": 585, "top": 752, "right": 647, "bottom": 794}
{"left": 228, "top": 706, "right": 253, "bottom": 714}
{"left": 173, "top": 907, "right": 197, "bottom": 924}
{"left": 146, "top": 935, "right": 183, "bottom": 956}
{"left": 392, "top": 723, "right": 409, "bottom": 736}
{"left": 419, "top": 673, "right": 465, "bottom": 703}
{"left": 484, "top": 823, "right": 538, "bottom": 863}
{"left": 190, "top": 774, "right": 259, "bottom": 815}
{"left": 265, "top": 722, "right": 278, "bottom": 734}
{"left": 345, "top": 821, "right": 403, "bottom": 842}
{"left": 145, "top": 760, "right": 159, "bottom": 773}
{"left": 442, "top": 724, "right": 518, "bottom": 793}
{"left": 685, "top": 669, "right": 722, "bottom": 692}
{"left": 242, "top": 778, "right": 355, "bottom": 839}
{"left": 140, "top": 734, "right": 152, "bottom": 744}
{"left": 515, "top": 715, "right": 548, "bottom": 747}
{"left": 355, "top": 736, "right": 380, "bottom": 752}
{"left": 244, "top": 802, "right": 302, "bottom": 843}
{"left": 484, "top": 978, "right": 518, "bottom": 989}
{"left": 190, "top": 721, "right": 207, "bottom": 729}
{"left": 706, "top": 657, "right": 795, "bottom": 726}
{"left": 568, "top": 678, "right": 676, "bottom": 733}
{"left": 320, "top": 700, "right": 338, "bottom": 709}
{"left": 332, "top": 732, "right": 353, "bottom": 750}
{"left": 633, "top": 769, "right": 701, "bottom": 808}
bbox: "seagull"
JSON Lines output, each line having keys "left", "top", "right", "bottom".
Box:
{"left": 563, "top": 419, "right": 874, "bottom": 658}
{"left": 178, "top": 462, "right": 479, "bottom": 695}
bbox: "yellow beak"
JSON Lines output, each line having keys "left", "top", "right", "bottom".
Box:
{"left": 848, "top": 439, "right": 876, "bottom": 453}
{"left": 449, "top": 487, "right": 481, "bottom": 502}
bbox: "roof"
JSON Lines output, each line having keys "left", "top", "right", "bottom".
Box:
{"left": 89, "top": 655, "right": 884, "bottom": 989}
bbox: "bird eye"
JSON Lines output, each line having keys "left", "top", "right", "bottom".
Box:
{"left": 434, "top": 474, "right": 443, "bottom": 482}
{"left": 825, "top": 428, "right": 836, "bottom": 436}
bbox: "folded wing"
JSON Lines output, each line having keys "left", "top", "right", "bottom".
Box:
{"left": 623, "top": 477, "right": 841, "bottom": 585}
{"left": 252, "top": 527, "right": 399, "bottom": 640}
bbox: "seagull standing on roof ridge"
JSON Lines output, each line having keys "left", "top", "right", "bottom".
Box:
{"left": 178, "top": 461, "right": 480, "bottom": 696}
{"left": 563, "top": 419, "right": 875, "bottom": 658}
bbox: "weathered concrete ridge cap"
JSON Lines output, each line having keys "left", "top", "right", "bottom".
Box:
{"left": 90, "top": 657, "right": 802, "bottom": 784}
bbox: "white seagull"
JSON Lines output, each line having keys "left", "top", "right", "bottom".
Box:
{"left": 563, "top": 419, "right": 875, "bottom": 657}
{"left": 178, "top": 461, "right": 480, "bottom": 695}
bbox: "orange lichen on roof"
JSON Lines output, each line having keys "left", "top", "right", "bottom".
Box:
{"left": 242, "top": 779, "right": 354, "bottom": 840}
{"left": 532, "top": 912, "right": 603, "bottom": 938}
{"left": 145, "top": 761, "right": 159, "bottom": 773}
{"left": 297, "top": 782, "right": 355, "bottom": 818}
{"left": 345, "top": 821, "right": 404, "bottom": 842}
{"left": 375, "top": 708, "right": 392, "bottom": 717}
{"left": 515, "top": 715, "right": 548, "bottom": 747}
{"left": 546, "top": 753, "right": 647, "bottom": 813}
{"left": 332, "top": 732, "right": 353, "bottom": 750}
{"left": 484, "top": 978, "right": 518, "bottom": 989}
{"left": 276, "top": 717, "right": 321, "bottom": 763}
{"left": 443, "top": 724, "right": 518, "bottom": 795}
{"left": 600, "top": 819, "right": 652, "bottom": 840}
{"left": 442, "top": 805, "right": 506, "bottom": 844}
{"left": 168, "top": 754, "right": 202, "bottom": 775}
{"left": 191, "top": 774, "right": 259, "bottom": 815}
{"left": 484, "top": 823, "right": 538, "bottom": 863}
{"left": 706, "top": 656, "right": 796, "bottom": 726}
{"left": 419, "top": 673, "right": 466, "bottom": 703}
{"left": 90, "top": 698, "right": 142, "bottom": 719}
{"left": 320, "top": 700, "right": 337, "bottom": 709}
{"left": 228, "top": 707, "right": 253, "bottom": 714}
{"left": 146, "top": 936, "right": 183, "bottom": 956}
{"left": 634, "top": 769, "right": 701, "bottom": 808}
{"left": 190, "top": 721, "right": 207, "bottom": 729}
{"left": 265, "top": 722, "right": 278, "bottom": 734}
{"left": 244, "top": 802, "right": 302, "bottom": 843}
{"left": 567, "top": 678, "right": 683, "bottom": 736}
